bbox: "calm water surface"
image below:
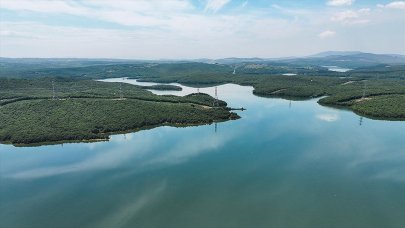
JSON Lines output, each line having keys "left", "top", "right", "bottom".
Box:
{"left": 325, "top": 66, "right": 352, "bottom": 72}
{"left": 1, "top": 81, "right": 405, "bottom": 228}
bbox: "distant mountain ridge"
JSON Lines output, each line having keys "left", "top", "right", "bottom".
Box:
{"left": 309, "top": 51, "right": 365, "bottom": 58}
{"left": 209, "top": 52, "right": 405, "bottom": 67}
{"left": 2, "top": 51, "right": 405, "bottom": 68}
{"left": 303, "top": 52, "right": 405, "bottom": 67}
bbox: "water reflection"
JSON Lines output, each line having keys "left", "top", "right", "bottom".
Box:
{"left": 98, "top": 78, "right": 254, "bottom": 107}
{"left": 3, "top": 122, "right": 240, "bottom": 180}
{"left": 316, "top": 113, "right": 340, "bottom": 122}
{"left": 96, "top": 180, "right": 167, "bottom": 228}
{"left": 1, "top": 81, "right": 405, "bottom": 228}
{"left": 325, "top": 66, "right": 352, "bottom": 72}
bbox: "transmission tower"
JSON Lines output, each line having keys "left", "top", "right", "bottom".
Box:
{"left": 213, "top": 86, "right": 219, "bottom": 107}
{"left": 119, "top": 82, "right": 123, "bottom": 99}
{"left": 52, "top": 80, "right": 56, "bottom": 100}
{"left": 233, "top": 66, "right": 237, "bottom": 75}
{"left": 362, "top": 80, "right": 367, "bottom": 99}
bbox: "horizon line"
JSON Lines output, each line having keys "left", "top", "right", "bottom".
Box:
{"left": 1, "top": 51, "right": 405, "bottom": 61}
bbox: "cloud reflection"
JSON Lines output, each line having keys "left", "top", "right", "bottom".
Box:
{"left": 316, "top": 113, "right": 340, "bottom": 122}
{"left": 7, "top": 124, "right": 239, "bottom": 179}
{"left": 7, "top": 134, "right": 156, "bottom": 179}
{"left": 144, "top": 127, "right": 238, "bottom": 167}
{"left": 96, "top": 180, "right": 167, "bottom": 228}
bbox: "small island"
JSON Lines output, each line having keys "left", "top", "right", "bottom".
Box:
{"left": 140, "top": 84, "right": 183, "bottom": 91}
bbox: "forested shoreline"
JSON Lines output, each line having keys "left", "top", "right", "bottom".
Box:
{"left": 0, "top": 78, "right": 238, "bottom": 145}
{"left": 1, "top": 60, "right": 404, "bottom": 145}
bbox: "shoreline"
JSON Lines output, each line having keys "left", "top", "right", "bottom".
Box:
{"left": 124, "top": 78, "right": 405, "bottom": 122}
{"left": 1, "top": 115, "right": 240, "bottom": 147}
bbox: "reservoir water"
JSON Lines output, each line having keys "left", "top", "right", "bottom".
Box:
{"left": 1, "top": 80, "right": 405, "bottom": 228}
{"left": 325, "top": 66, "right": 352, "bottom": 72}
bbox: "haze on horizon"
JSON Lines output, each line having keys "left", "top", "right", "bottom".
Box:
{"left": 0, "top": 0, "right": 404, "bottom": 59}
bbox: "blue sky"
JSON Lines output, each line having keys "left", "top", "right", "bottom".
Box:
{"left": 0, "top": 0, "right": 404, "bottom": 58}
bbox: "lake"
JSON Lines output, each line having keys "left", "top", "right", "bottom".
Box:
{"left": 1, "top": 80, "right": 405, "bottom": 228}
{"left": 325, "top": 66, "right": 352, "bottom": 72}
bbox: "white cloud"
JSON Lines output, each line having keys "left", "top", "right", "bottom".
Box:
{"left": 0, "top": 14, "right": 308, "bottom": 59}
{"left": 0, "top": 0, "right": 405, "bottom": 58}
{"left": 331, "top": 9, "right": 370, "bottom": 24}
{"left": 272, "top": 4, "right": 312, "bottom": 17}
{"left": 358, "top": 8, "right": 371, "bottom": 14}
{"left": 86, "top": 0, "right": 193, "bottom": 13}
{"left": 327, "top": 0, "right": 355, "bottom": 6}
{"left": 318, "top": 30, "right": 336, "bottom": 39}
{"left": 205, "top": 0, "right": 231, "bottom": 12}
{"left": 0, "top": 0, "right": 192, "bottom": 14}
{"left": 377, "top": 1, "right": 405, "bottom": 10}
{"left": 0, "top": 0, "right": 89, "bottom": 14}
{"left": 0, "top": 0, "right": 193, "bottom": 27}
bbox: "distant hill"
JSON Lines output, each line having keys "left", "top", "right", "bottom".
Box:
{"left": 199, "top": 52, "right": 405, "bottom": 67}
{"left": 2, "top": 52, "right": 405, "bottom": 77}
{"left": 281, "top": 52, "right": 405, "bottom": 68}
{"left": 333, "top": 53, "right": 405, "bottom": 63}
{"left": 309, "top": 51, "right": 364, "bottom": 58}
{"left": 204, "top": 57, "right": 269, "bottom": 64}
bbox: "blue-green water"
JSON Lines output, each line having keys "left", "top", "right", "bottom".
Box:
{"left": 1, "top": 83, "right": 405, "bottom": 228}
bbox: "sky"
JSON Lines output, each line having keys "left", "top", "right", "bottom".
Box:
{"left": 0, "top": 0, "right": 404, "bottom": 59}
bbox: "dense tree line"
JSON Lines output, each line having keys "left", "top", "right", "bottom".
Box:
{"left": 1, "top": 61, "right": 404, "bottom": 145}
{"left": 0, "top": 98, "right": 237, "bottom": 145}
{"left": 0, "top": 78, "right": 235, "bottom": 144}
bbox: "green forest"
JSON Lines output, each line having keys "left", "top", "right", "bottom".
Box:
{"left": 0, "top": 78, "right": 237, "bottom": 145}
{"left": 1, "top": 58, "right": 404, "bottom": 145}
